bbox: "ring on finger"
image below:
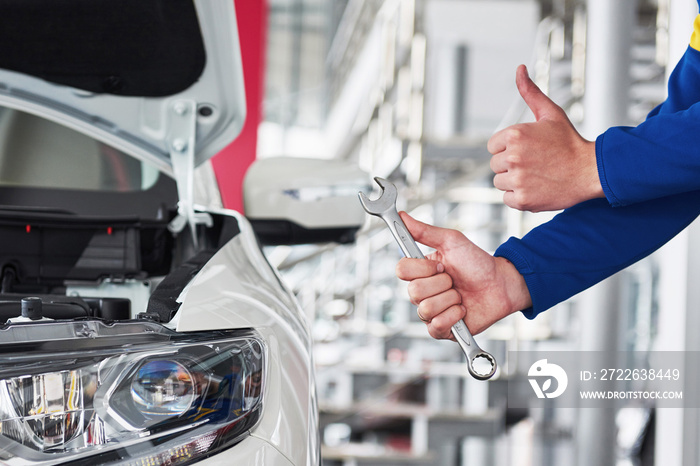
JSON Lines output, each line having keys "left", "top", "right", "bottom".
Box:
{"left": 417, "top": 309, "right": 431, "bottom": 323}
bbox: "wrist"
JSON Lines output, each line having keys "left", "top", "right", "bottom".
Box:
{"left": 582, "top": 139, "right": 605, "bottom": 201}
{"left": 494, "top": 257, "right": 532, "bottom": 316}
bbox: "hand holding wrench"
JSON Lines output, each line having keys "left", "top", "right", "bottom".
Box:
{"left": 359, "top": 177, "right": 497, "bottom": 380}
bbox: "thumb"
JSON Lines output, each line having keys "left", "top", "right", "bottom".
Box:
{"left": 400, "top": 211, "right": 450, "bottom": 250}
{"left": 515, "top": 64, "right": 559, "bottom": 121}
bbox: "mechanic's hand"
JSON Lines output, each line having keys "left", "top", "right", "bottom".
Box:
{"left": 488, "top": 65, "right": 603, "bottom": 212}
{"left": 395, "top": 212, "right": 531, "bottom": 339}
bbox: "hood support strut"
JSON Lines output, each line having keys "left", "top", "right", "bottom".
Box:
{"left": 166, "top": 99, "right": 212, "bottom": 245}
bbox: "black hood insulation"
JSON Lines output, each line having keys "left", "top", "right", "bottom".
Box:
{"left": 0, "top": 0, "right": 206, "bottom": 96}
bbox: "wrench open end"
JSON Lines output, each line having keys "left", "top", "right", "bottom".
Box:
{"left": 358, "top": 177, "right": 398, "bottom": 216}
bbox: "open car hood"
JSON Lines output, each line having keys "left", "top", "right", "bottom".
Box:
{"left": 0, "top": 0, "right": 246, "bottom": 178}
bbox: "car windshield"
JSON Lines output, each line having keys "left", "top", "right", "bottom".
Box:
{"left": 0, "top": 107, "right": 159, "bottom": 192}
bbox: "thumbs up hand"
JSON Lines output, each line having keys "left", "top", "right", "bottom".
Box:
{"left": 488, "top": 65, "right": 603, "bottom": 212}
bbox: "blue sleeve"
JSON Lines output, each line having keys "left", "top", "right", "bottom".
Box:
{"left": 597, "top": 46, "right": 700, "bottom": 207}
{"left": 495, "top": 192, "right": 700, "bottom": 318}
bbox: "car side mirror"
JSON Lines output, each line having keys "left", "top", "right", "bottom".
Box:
{"left": 243, "top": 157, "right": 370, "bottom": 245}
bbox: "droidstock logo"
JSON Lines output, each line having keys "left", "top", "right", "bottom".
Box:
{"left": 528, "top": 359, "right": 568, "bottom": 399}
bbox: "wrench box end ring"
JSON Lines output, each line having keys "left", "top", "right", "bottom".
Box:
{"left": 468, "top": 353, "right": 498, "bottom": 380}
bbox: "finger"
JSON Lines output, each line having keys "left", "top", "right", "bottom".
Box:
{"left": 503, "top": 190, "right": 532, "bottom": 212}
{"left": 503, "top": 190, "right": 517, "bottom": 209}
{"left": 425, "top": 251, "right": 440, "bottom": 262}
{"left": 400, "top": 212, "right": 452, "bottom": 250}
{"left": 489, "top": 152, "right": 509, "bottom": 174}
{"left": 487, "top": 129, "right": 507, "bottom": 155}
{"left": 396, "top": 257, "right": 444, "bottom": 281}
{"left": 492, "top": 172, "right": 511, "bottom": 192}
{"left": 515, "top": 64, "right": 559, "bottom": 121}
{"left": 427, "top": 304, "right": 467, "bottom": 340}
{"left": 406, "top": 273, "right": 453, "bottom": 304}
{"left": 417, "top": 288, "right": 461, "bottom": 322}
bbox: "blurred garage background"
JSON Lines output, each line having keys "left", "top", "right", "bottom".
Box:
{"left": 230, "top": 0, "right": 700, "bottom": 465}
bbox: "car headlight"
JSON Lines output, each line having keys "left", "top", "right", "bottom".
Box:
{"left": 0, "top": 320, "right": 265, "bottom": 465}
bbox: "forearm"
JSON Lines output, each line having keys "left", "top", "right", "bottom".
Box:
{"left": 495, "top": 191, "right": 700, "bottom": 317}
{"left": 598, "top": 46, "right": 700, "bottom": 207}
{"left": 598, "top": 102, "right": 700, "bottom": 206}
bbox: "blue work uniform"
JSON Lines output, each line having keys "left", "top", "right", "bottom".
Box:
{"left": 494, "top": 3, "right": 700, "bottom": 318}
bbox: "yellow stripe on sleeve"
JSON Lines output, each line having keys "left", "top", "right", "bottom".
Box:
{"left": 691, "top": 14, "right": 700, "bottom": 51}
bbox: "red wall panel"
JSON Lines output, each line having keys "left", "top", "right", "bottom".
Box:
{"left": 211, "top": 0, "right": 267, "bottom": 212}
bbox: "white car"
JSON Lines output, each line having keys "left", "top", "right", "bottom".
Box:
{"left": 0, "top": 1, "right": 366, "bottom": 465}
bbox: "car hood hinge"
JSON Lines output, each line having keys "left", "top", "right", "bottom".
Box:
{"left": 166, "top": 100, "right": 213, "bottom": 244}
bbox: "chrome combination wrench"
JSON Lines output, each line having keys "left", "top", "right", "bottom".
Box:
{"left": 359, "top": 177, "right": 497, "bottom": 380}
